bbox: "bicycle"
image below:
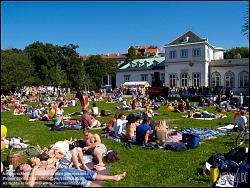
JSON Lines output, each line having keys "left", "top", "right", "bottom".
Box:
{"left": 235, "top": 124, "right": 249, "bottom": 147}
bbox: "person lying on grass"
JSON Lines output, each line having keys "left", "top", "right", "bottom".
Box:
{"left": 82, "top": 128, "right": 107, "bottom": 171}
{"left": 187, "top": 110, "right": 226, "bottom": 119}
{"left": 43, "top": 139, "right": 91, "bottom": 171}
{"left": 17, "top": 162, "right": 126, "bottom": 187}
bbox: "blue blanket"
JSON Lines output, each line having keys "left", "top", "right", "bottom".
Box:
{"left": 177, "top": 128, "right": 229, "bottom": 140}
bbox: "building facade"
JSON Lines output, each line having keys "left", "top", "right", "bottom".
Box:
{"left": 164, "top": 31, "right": 248, "bottom": 94}
{"left": 116, "top": 57, "right": 165, "bottom": 87}
{"left": 116, "top": 31, "right": 249, "bottom": 94}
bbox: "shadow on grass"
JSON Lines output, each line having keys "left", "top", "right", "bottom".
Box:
{"left": 44, "top": 123, "right": 53, "bottom": 127}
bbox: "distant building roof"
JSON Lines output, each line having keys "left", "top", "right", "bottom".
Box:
{"left": 80, "top": 56, "right": 89, "bottom": 61}
{"left": 101, "top": 53, "right": 128, "bottom": 59}
{"left": 118, "top": 57, "right": 165, "bottom": 71}
{"left": 166, "top": 30, "right": 207, "bottom": 46}
{"left": 210, "top": 58, "right": 249, "bottom": 67}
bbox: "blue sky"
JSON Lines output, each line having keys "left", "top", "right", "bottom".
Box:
{"left": 1, "top": 1, "right": 249, "bottom": 55}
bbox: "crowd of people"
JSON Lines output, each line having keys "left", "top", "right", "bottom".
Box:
{"left": 1, "top": 85, "right": 249, "bottom": 187}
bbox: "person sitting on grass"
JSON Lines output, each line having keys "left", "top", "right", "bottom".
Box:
{"left": 82, "top": 128, "right": 107, "bottom": 171}
{"left": 81, "top": 109, "right": 101, "bottom": 129}
{"left": 177, "top": 99, "right": 186, "bottom": 112}
{"left": 106, "top": 113, "right": 118, "bottom": 133}
{"left": 125, "top": 114, "right": 138, "bottom": 142}
{"left": 154, "top": 120, "right": 169, "bottom": 146}
{"left": 92, "top": 103, "right": 99, "bottom": 117}
{"left": 235, "top": 110, "right": 248, "bottom": 131}
{"left": 136, "top": 116, "right": 154, "bottom": 146}
{"left": 113, "top": 113, "right": 128, "bottom": 138}
{"left": 17, "top": 162, "right": 126, "bottom": 187}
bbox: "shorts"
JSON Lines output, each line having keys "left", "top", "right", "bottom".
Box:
{"left": 94, "top": 144, "right": 107, "bottom": 155}
{"left": 53, "top": 168, "right": 97, "bottom": 187}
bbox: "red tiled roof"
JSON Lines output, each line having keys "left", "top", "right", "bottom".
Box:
{"left": 101, "top": 54, "right": 128, "bottom": 59}
{"left": 80, "top": 56, "right": 89, "bottom": 60}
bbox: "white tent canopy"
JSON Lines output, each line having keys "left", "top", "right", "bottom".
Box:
{"left": 121, "top": 81, "right": 151, "bottom": 88}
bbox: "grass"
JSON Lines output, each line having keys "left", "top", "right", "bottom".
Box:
{"left": 1, "top": 99, "right": 247, "bottom": 187}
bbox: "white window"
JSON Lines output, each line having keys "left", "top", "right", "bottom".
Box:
{"left": 169, "top": 51, "right": 176, "bottom": 59}
{"left": 180, "top": 49, "right": 188, "bottom": 58}
{"left": 224, "top": 71, "right": 235, "bottom": 88}
{"left": 160, "top": 73, "right": 165, "bottom": 84}
{"left": 141, "top": 74, "right": 148, "bottom": 81}
{"left": 239, "top": 71, "right": 249, "bottom": 88}
{"left": 180, "top": 73, "right": 188, "bottom": 87}
{"left": 211, "top": 72, "right": 221, "bottom": 87}
{"left": 193, "top": 48, "right": 201, "bottom": 57}
{"left": 169, "top": 74, "right": 177, "bottom": 88}
{"left": 124, "top": 75, "right": 130, "bottom": 82}
{"left": 192, "top": 73, "right": 200, "bottom": 87}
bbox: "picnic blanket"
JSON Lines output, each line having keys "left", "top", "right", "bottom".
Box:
{"left": 217, "top": 124, "right": 236, "bottom": 131}
{"left": 177, "top": 128, "right": 229, "bottom": 140}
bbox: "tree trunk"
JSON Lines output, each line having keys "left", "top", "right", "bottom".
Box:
{"left": 75, "top": 87, "right": 84, "bottom": 107}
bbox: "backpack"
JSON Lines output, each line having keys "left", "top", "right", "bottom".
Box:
{"left": 224, "top": 147, "right": 246, "bottom": 164}
{"left": 182, "top": 133, "right": 200, "bottom": 149}
{"left": 104, "top": 150, "right": 119, "bottom": 163}
{"left": 164, "top": 142, "right": 187, "bottom": 151}
{"left": 24, "top": 145, "right": 42, "bottom": 158}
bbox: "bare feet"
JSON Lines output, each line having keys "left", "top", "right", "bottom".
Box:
{"left": 114, "top": 172, "right": 126, "bottom": 181}
{"left": 94, "top": 165, "right": 106, "bottom": 171}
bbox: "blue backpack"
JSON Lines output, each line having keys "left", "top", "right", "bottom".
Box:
{"left": 182, "top": 133, "right": 200, "bottom": 149}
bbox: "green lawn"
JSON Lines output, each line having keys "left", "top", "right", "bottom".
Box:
{"left": 1, "top": 100, "right": 247, "bottom": 187}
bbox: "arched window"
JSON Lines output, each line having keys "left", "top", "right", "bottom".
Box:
{"left": 211, "top": 72, "right": 221, "bottom": 87}
{"left": 239, "top": 71, "right": 249, "bottom": 88}
{"left": 224, "top": 71, "right": 235, "bottom": 88}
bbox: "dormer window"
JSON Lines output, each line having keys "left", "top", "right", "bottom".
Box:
{"left": 153, "top": 61, "right": 157, "bottom": 67}
{"left": 144, "top": 61, "right": 148, "bottom": 67}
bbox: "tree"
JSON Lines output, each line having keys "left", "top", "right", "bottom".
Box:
{"left": 1, "top": 49, "right": 35, "bottom": 92}
{"left": 59, "top": 44, "right": 90, "bottom": 106}
{"left": 83, "top": 55, "right": 110, "bottom": 90}
{"left": 224, "top": 47, "right": 249, "bottom": 59}
{"left": 241, "top": 4, "right": 249, "bottom": 39}
{"left": 128, "top": 46, "right": 138, "bottom": 61}
{"left": 24, "top": 41, "right": 64, "bottom": 86}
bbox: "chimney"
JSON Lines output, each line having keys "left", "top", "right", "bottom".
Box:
{"left": 186, "top": 36, "right": 189, "bottom": 42}
{"left": 117, "top": 52, "right": 120, "bottom": 56}
{"left": 107, "top": 53, "right": 109, "bottom": 56}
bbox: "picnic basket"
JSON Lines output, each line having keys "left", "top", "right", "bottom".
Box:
{"left": 7, "top": 148, "right": 28, "bottom": 168}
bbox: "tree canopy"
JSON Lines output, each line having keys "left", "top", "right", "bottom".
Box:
{"left": 224, "top": 47, "right": 249, "bottom": 59}
{"left": 1, "top": 49, "right": 35, "bottom": 92}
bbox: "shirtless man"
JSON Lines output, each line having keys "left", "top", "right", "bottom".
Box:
{"left": 18, "top": 163, "right": 126, "bottom": 187}
{"left": 82, "top": 128, "right": 107, "bottom": 171}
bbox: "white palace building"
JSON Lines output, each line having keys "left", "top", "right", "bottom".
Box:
{"left": 116, "top": 31, "right": 249, "bottom": 94}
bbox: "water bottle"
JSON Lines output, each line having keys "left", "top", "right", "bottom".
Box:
{"left": 210, "top": 165, "right": 219, "bottom": 184}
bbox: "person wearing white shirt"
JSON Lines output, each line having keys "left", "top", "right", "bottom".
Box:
{"left": 235, "top": 111, "right": 248, "bottom": 130}
{"left": 114, "top": 113, "right": 127, "bottom": 138}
